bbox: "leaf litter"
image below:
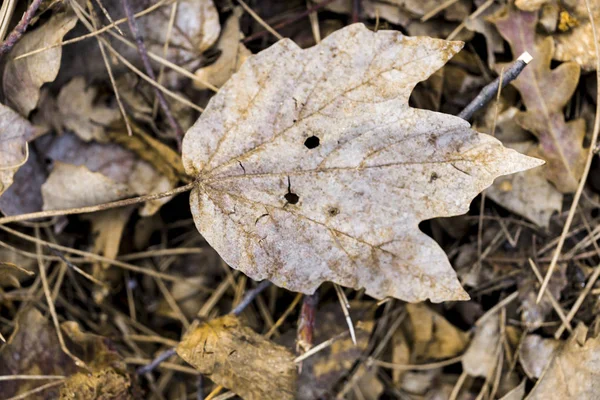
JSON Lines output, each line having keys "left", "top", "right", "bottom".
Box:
{"left": 1, "top": 0, "right": 600, "bottom": 398}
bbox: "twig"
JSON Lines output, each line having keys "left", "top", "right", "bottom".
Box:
{"left": 136, "top": 348, "right": 178, "bottom": 375}
{"left": 334, "top": 283, "right": 356, "bottom": 345}
{"left": 231, "top": 280, "right": 271, "bottom": 316}
{"left": 237, "top": 0, "right": 283, "bottom": 40}
{"left": 368, "top": 354, "right": 463, "bottom": 370}
{"left": 243, "top": 0, "right": 337, "bottom": 43}
{"left": 0, "top": 0, "right": 43, "bottom": 57}
{"left": 537, "top": 0, "right": 600, "bottom": 304}
{"left": 120, "top": 0, "right": 184, "bottom": 147}
{"left": 421, "top": 0, "right": 459, "bottom": 22}
{"left": 458, "top": 52, "right": 533, "bottom": 121}
{"left": 137, "top": 279, "right": 272, "bottom": 375}
{"left": 297, "top": 292, "right": 319, "bottom": 354}
{"left": 0, "top": 182, "right": 194, "bottom": 224}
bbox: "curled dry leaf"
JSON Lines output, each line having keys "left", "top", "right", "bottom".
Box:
{"left": 57, "top": 77, "right": 121, "bottom": 142}
{"left": 176, "top": 314, "right": 297, "bottom": 400}
{"left": 486, "top": 142, "right": 562, "bottom": 228}
{"left": 519, "top": 334, "right": 560, "bottom": 379}
{"left": 527, "top": 324, "right": 600, "bottom": 399}
{"left": 0, "top": 103, "right": 34, "bottom": 197}
{"left": 552, "top": 0, "right": 600, "bottom": 71}
{"left": 182, "top": 23, "right": 542, "bottom": 302}
{"left": 2, "top": 10, "right": 77, "bottom": 116}
{"left": 493, "top": 9, "right": 586, "bottom": 193}
{"left": 406, "top": 303, "right": 469, "bottom": 361}
{"left": 194, "top": 7, "right": 251, "bottom": 90}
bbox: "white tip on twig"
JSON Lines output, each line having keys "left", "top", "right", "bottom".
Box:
{"left": 518, "top": 51, "right": 533, "bottom": 64}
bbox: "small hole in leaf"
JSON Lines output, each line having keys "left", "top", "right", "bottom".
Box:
{"left": 304, "top": 136, "right": 320, "bottom": 149}
{"left": 328, "top": 207, "right": 340, "bottom": 216}
{"left": 285, "top": 192, "right": 299, "bottom": 204}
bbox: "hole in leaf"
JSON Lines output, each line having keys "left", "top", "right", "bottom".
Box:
{"left": 328, "top": 207, "right": 340, "bottom": 216}
{"left": 285, "top": 192, "right": 299, "bottom": 205}
{"left": 304, "top": 136, "right": 320, "bottom": 149}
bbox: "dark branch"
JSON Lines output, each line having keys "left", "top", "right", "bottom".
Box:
{"left": 458, "top": 52, "right": 532, "bottom": 122}
{"left": 0, "top": 0, "right": 44, "bottom": 57}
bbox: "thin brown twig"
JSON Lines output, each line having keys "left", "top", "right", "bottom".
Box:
{"left": 0, "top": 0, "right": 43, "bottom": 57}
{"left": 0, "top": 182, "right": 194, "bottom": 224}
{"left": 120, "top": 0, "right": 184, "bottom": 147}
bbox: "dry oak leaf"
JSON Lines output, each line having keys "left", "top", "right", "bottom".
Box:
{"left": 182, "top": 23, "right": 542, "bottom": 302}
{"left": 493, "top": 9, "right": 586, "bottom": 193}
{"left": 176, "top": 314, "right": 296, "bottom": 400}
{"left": 527, "top": 323, "right": 600, "bottom": 399}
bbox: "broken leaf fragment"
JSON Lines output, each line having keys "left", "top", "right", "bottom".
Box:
{"left": 182, "top": 23, "right": 543, "bottom": 302}
{"left": 0, "top": 103, "right": 34, "bottom": 197}
{"left": 176, "top": 314, "right": 296, "bottom": 400}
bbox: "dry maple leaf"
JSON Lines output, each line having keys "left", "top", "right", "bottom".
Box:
{"left": 182, "top": 23, "right": 542, "bottom": 302}
{"left": 493, "top": 9, "right": 587, "bottom": 193}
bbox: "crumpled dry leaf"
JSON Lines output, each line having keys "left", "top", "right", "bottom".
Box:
{"left": 2, "top": 10, "right": 77, "bottom": 116}
{"left": 519, "top": 334, "right": 560, "bottom": 379}
{"left": 182, "top": 23, "right": 542, "bottom": 302}
{"left": 176, "top": 314, "right": 297, "bottom": 400}
{"left": 552, "top": 0, "right": 600, "bottom": 71}
{"left": 0, "top": 103, "right": 34, "bottom": 197}
{"left": 462, "top": 315, "right": 500, "bottom": 378}
{"left": 493, "top": 9, "right": 587, "bottom": 192}
{"left": 57, "top": 77, "right": 120, "bottom": 142}
{"left": 406, "top": 303, "right": 469, "bottom": 361}
{"left": 42, "top": 162, "right": 132, "bottom": 210}
{"left": 42, "top": 132, "right": 175, "bottom": 215}
{"left": 0, "top": 308, "right": 134, "bottom": 399}
{"left": 194, "top": 7, "right": 251, "bottom": 90}
{"left": 527, "top": 324, "right": 600, "bottom": 399}
{"left": 486, "top": 142, "right": 562, "bottom": 228}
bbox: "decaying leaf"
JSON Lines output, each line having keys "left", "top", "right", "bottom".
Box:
{"left": 493, "top": 9, "right": 586, "bottom": 192}
{"left": 527, "top": 324, "right": 600, "bottom": 399}
{"left": 0, "top": 308, "right": 133, "bottom": 399}
{"left": 42, "top": 162, "right": 132, "bottom": 210}
{"left": 462, "top": 314, "right": 500, "bottom": 378}
{"left": 57, "top": 77, "right": 120, "bottom": 142}
{"left": 2, "top": 10, "right": 77, "bottom": 116}
{"left": 194, "top": 7, "right": 251, "bottom": 90}
{"left": 486, "top": 142, "right": 562, "bottom": 228}
{"left": 177, "top": 314, "right": 296, "bottom": 400}
{"left": 0, "top": 103, "right": 34, "bottom": 197}
{"left": 552, "top": 0, "right": 599, "bottom": 71}
{"left": 42, "top": 132, "right": 175, "bottom": 215}
{"left": 519, "top": 334, "right": 560, "bottom": 379}
{"left": 406, "top": 303, "right": 469, "bottom": 361}
{"left": 182, "top": 23, "right": 542, "bottom": 302}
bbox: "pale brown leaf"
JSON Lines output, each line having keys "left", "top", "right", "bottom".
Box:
{"left": 182, "top": 23, "right": 542, "bottom": 302}
{"left": 486, "top": 142, "right": 562, "bottom": 228}
{"left": 176, "top": 314, "right": 297, "bottom": 400}
{"left": 527, "top": 324, "right": 600, "bottom": 399}
{"left": 2, "top": 10, "right": 77, "bottom": 116}
{"left": 57, "top": 77, "right": 120, "bottom": 142}
{"left": 462, "top": 315, "right": 499, "bottom": 377}
{"left": 194, "top": 7, "right": 251, "bottom": 90}
{"left": 519, "top": 334, "right": 560, "bottom": 379}
{"left": 0, "top": 103, "right": 34, "bottom": 197}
